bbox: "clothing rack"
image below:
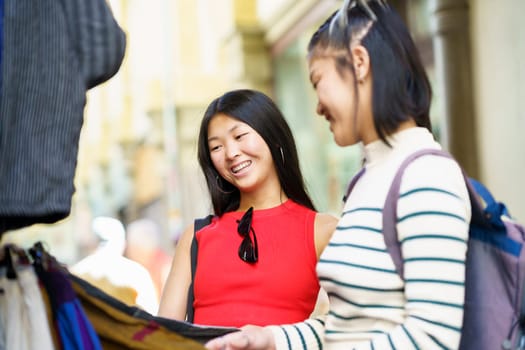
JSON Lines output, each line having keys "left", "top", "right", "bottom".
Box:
{"left": 0, "top": 241, "right": 236, "bottom": 350}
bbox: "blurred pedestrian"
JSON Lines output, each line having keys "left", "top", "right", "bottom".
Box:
{"left": 71, "top": 216, "right": 159, "bottom": 315}
{"left": 125, "top": 218, "right": 172, "bottom": 301}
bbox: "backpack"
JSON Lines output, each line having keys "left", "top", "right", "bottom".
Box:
{"left": 186, "top": 215, "right": 214, "bottom": 323}
{"left": 345, "top": 148, "right": 525, "bottom": 350}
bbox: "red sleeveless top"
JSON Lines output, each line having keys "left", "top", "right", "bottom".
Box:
{"left": 193, "top": 200, "right": 319, "bottom": 327}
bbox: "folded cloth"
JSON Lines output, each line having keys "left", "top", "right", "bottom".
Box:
{"left": 70, "top": 274, "right": 238, "bottom": 349}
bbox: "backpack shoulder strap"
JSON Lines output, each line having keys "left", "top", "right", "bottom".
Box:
{"left": 382, "top": 148, "right": 488, "bottom": 279}
{"left": 382, "top": 148, "right": 456, "bottom": 279}
{"left": 343, "top": 168, "right": 366, "bottom": 203}
{"left": 186, "top": 214, "right": 213, "bottom": 323}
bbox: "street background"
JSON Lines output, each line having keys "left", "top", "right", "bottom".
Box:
{"left": 2, "top": 0, "right": 524, "bottom": 272}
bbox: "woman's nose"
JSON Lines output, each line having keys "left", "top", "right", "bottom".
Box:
{"left": 225, "top": 143, "right": 240, "bottom": 160}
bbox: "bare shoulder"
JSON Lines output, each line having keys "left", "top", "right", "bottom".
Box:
{"left": 313, "top": 212, "right": 339, "bottom": 258}
{"left": 176, "top": 222, "right": 196, "bottom": 251}
{"left": 315, "top": 212, "right": 338, "bottom": 227}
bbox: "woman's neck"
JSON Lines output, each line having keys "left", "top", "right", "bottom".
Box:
{"left": 238, "top": 190, "right": 288, "bottom": 212}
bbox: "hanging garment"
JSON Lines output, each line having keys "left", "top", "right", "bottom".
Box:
{"left": 0, "top": 0, "right": 126, "bottom": 233}
{"left": 0, "top": 271, "right": 5, "bottom": 350}
{"left": 0, "top": 270, "right": 29, "bottom": 350}
{"left": 28, "top": 241, "right": 237, "bottom": 349}
{"left": 16, "top": 265, "right": 55, "bottom": 350}
{"left": 0, "top": 0, "right": 4, "bottom": 91}
{"left": 0, "top": 245, "right": 54, "bottom": 350}
{"left": 30, "top": 244, "right": 103, "bottom": 350}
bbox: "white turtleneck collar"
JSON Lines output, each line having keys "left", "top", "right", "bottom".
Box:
{"left": 362, "top": 127, "right": 440, "bottom": 169}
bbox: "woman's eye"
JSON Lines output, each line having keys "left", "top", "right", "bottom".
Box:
{"left": 235, "top": 132, "right": 248, "bottom": 140}
{"left": 210, "top": 144, "right": 221, "bottom": 152}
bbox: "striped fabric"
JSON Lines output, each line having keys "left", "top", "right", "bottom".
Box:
{"left": 271, "top": 127, "right": 470, "bottom": 350}
{"left": 0, "top": 0, "right": 4, "bottom": 91}
{"left": 0, "top": 0, "right": 126, "bottom": 233}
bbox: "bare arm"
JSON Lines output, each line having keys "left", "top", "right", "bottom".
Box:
{"left": 313, "top": 212, "right": 338, "bottom": 259}
{"left": 157, "top": 223, "right": 194, "bottom": 319}
{"left": 310, "top": 212, "right": 338, "bottom": 317}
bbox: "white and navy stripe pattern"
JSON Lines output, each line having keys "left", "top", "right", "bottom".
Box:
{"left": 0, "top": 0, "right": 126, "bottom": 233}
{"left": 270, "top": 128, "right": 470, "bottom": 350}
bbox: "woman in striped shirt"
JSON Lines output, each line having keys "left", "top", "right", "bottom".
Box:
{"left": 205, "top": 1, "right": 470, "bottom": 349}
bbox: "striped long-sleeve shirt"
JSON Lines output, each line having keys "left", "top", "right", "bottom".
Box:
{"left": 0, "top": 0, "right": 126, "bottom": 233}
{"left": 270, "top": 127, "right": 470, "bottom": 350}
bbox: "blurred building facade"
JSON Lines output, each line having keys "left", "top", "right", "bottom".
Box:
{"left": 3, "top": 0, "right": 524, "bottom": 265}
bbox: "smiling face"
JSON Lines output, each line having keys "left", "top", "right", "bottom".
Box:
{"left": 309, "top": 55, "right": 358, "bottom": 146}
{"left": 308, "top": 47, "right": 378, "bottom": 147}
{"left": 207, "top": 113, "right": 280, "bottom": 197}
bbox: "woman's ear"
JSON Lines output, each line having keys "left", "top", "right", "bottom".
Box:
{"left": 351, "top": 45, "right": 370, "bottom": 83}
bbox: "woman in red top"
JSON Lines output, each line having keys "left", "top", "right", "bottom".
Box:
{"left": 158, "top": 89, "right": 337, "bottom": 327}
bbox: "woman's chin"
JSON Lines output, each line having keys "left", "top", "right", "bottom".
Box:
{"left": 333, "top": 134, "right": 357, "bottom": 147}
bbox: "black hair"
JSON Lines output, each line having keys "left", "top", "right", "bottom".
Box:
{"left": 308, "top": 1, "right": 432, "bottom": 145}
{"left": 197, "top": 89, "right": 316, "bottom": 216}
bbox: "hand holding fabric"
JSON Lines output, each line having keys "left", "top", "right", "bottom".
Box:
{"left": 205, "top": 325, "right": 275, "bottom": 350}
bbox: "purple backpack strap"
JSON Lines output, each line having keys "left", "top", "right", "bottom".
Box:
{"left": 382, "top": 148, "right": 483, "bottom": 279}
{"left": 343, "top": 168, "right": 366, "bottom": 203}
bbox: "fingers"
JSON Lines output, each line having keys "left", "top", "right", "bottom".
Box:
{"left": 204, "top": 335, "right": 226, "bottom": 350}
{"left": 205, "top": 331, "right": 249, "bottom": 350}
{"left": 204, "top": 326, "right": 275, "bottom": 350}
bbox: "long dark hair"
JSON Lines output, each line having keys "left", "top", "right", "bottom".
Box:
{"left": 308, "top": 1, "right": 432, "bottom": 145}
{"left": 197, "top": 89, "right": 316, "bottom": 216}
